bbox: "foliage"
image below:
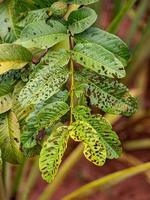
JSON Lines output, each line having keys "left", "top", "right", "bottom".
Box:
{"left": 0, "top": 0, "right": 137, "bottom": 183}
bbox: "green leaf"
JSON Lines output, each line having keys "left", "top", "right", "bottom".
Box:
{"left": 0, "top": 111, "right": 24, "bottom": 164}
{"left": 45, "top": 90, "right": 69, "bottom": 105}
{"left": 68, "top": 0, "right": 98, "bottom": 5}
{"left": 0, "top": 44, "right": 32, "bottom": 75}
{"left": 69, "top": 120, "right": 106, "bottom": 166}
{"left": 18, "top": 49, "right": 69, "bottom": 106}
{"left": 73, "top": 106, "right": 122, "bottom": 159}
{"left": 72, "top": 43, "right": 126, "bottom": 78}
{"left": 18, "top": 8, "right": 50, "bottom": 27}
{"left": 0, "top": 94, "right": 12, "bottom": 114}
{"left": 39, "top": 126, "right": 69, "bottom": 182}
{"left": 87, "top": 76, "right": 137, "bottom": 116}
{"left": 32, "top": 0, "right": 55, "bottom": 8}
{"left": 15, "top": 20, "right": 68, "bottom": 49}
{"left": 0, "top": 69, "right": 21, "bottom": 85}
{"left": 68, "top": 7, "right": 97, "bottom": 34}
{"left": 12, "top": 81, "right": 34, "bottom": 121}
{"left": 21, "top": 101, "right": 69, "bottom": 149}
{"left": 75, "top": 27, "right": 130, "bottom": 65}
{"left": 0, "top": 0, "right": 21, "bottom": 42}
{"left": 36, "top": 101, "right": 69, "bottom": 128}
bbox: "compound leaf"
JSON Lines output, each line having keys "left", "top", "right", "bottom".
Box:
{"left": 0, "top": 44, "right": 32, "bottom": 75}
{"left": 39, "top": 126, "right": 69, "bottom": 182}
{"left": 68, "top": 7, "right": 97, "bottom": 34}
{"left": 0, "top": 111, "right": 23, "bottom": 164}
{"left": 69, "top": 120, "right": 106, "bottom": 166}
{"left": 72, "top": 43, "right": 125, "bottom": 78}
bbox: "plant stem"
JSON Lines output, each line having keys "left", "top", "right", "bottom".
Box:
{"left": 11, "top": 159, "right": 26, "bottom": 199}
{"left": 120, "top": 153, "right": 150, "bottom": 183}
{"left": 0, "top": 169, "right": 6, "bottom": 200}
{"left": 69, "top": 37, "right": 74, "bottom": 124}
{"left": 107, "top": 0, "right": 138, "bottom": 34}
{"left": 63, "top": 162, "right": 150, "bottom": 200}
{"left": 38, "top": 143, "right": 84, "bottom": 200}
{"left": 64, "top": 4, "right": 80, "bottom": 20}
{"left": 21, "top": 158, "right": 39, "bottom": 200}
{"left": 70, "top": 59, "right": 74, "bottom": 123}
{"left": 126, "top": 0, "right": 148, "bottom": 45}
{"left": 5, "top": 163, "right": 11, "bottom": 200}
{"left": 123, "top": 138, "right": 150, "bottom": 150}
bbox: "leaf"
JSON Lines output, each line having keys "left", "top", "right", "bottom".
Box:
{"left": 68, "top": 0, "right": 98, "bottom": 5}
{"left": 87, "top": 76, "right": 137, "bottom": 116}
{"left": 0, "top": 80, "right": 15, "bottom": 114}
{"left": 32, "top": 0, "right": 55, "bottom": 8}
{"left": 45, "top": 90, "right": 69, "bottom": 105}
{"left": 0, "top": 94, "right": 12, "bottom": 114}
{"left": 15, "top": 20, "right": 68, "bottom": 49}
{"left": 75, "top": 27, "right": 130, "bottom": 65}
{"left": 0, "top": 0, "right": 21, "bottom": 42}
{"left": 88, "top": 117, "right": 121, "bottom": 159}
{"left": 18, "top": 8, "right": 50, "bottom": 27}
{"left": 0, "top": 69, "right": 21, "bottom": 85}
{"left": 69, "top": 121, "right": 106, "bottom": 166}
{"left": 12, "top": 81, "right": 34, "bottom": 121}
{"left": 72, "top": 43, "right": 126, "bottom": 78}
{"left": 18, "top": 49, "right": 69, "bottom": 106}
{"left": 39, "top": 126, "right": 69, "bottom": 182}
{"left": 0, "top": 44, "right": 32, "bottom": 75}
{"left": 37, "top": 101, "right": 69, "bottom": 128}
{"left": 0, "top": 111, "right": 24, "bottom": 164}
{"left": 73, "top": 106, "right": 122, "bottom": 159}
{"left": 21, "top": 101, "right": 69, "bottom": 149}
{"left": 68, "top": 7, "right": 97, "bottom": 34}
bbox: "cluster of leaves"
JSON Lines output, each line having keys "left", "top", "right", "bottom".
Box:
{"left": 0, "top": 0, "right": 137, "bottom": 182}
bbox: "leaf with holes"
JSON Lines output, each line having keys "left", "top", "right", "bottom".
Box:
{"left": 15, "top": 20, "right": 68, "bottom": 49}
{"left": 12, "top": 81, "right": 34, "bottom": 122}
{"left": 68, "top": 7, "right": 97, "bottom": 34}
{"left": 39, "top": 126, "right": 69, "bottom": 182}
{"left": 73, "top": 106, "right": 122, "bottom": 159}
{"left": 87, "top": 76, "right": 137, "bottom": 116}
{"left": 36, "top": 101, "right": 69, "bottom": 128}
{"left": 21, "top": 101, "right": 69, "bottom": 149}
{"left": 0, "top": 44, "right": 32, "bottom": 75}
{"left": 72, "top": 43, "right": 126, "bottom": 78}
{"left": 75, "top": 27, "right": 130, "bottom": 65}
{"left": 69, "top": 120, "right": 106, "bottom": 166}
{"left": 18, "top": 50, "right": 69, "bottom": 106}
{"left": 0, "top": 111, "right": 24, "bottom": 164}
